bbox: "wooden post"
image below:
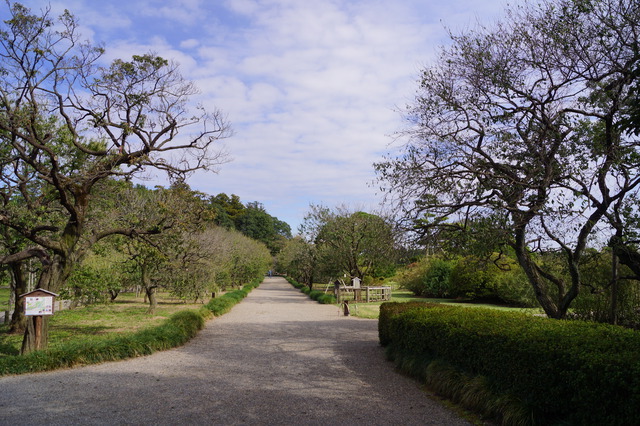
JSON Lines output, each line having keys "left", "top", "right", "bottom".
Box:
{"left": 34, "top": 315, "right": 43, "bottom": 350}
{"left": 366, "top": 287, "right": 370, "bottom": 303}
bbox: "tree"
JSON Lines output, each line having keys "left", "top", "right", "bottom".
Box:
{"left": 201, "top": 226, "right": 272, "bottom": 288}
{"left": 210, "top": 195, "right": 292, "bottom": 254}
{"left": 376, "top": 0, "right": 640, "bottom": 319}
{"left": 209, "top": 193, "right": 245, "bottom": 229}
{"left": 276, "top": 236, "right": 317, "bottom": 288}
{"left": 236, "top": 201, "right": 291, "bottom": 255}
{"left": 116, "top": 183, "right": 215, "bottom": 313}
{"left": 301, "top": 205, "right": 398, "bottom": 281}
{"left": 0, "top": 3, "right": 230, "bottom": 352}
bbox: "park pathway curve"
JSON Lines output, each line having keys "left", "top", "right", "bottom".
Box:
{"left": 0, "top": 277, "right": 469, "bottom": 425}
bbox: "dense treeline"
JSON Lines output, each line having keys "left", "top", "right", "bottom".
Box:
{"left": 209, "top": 193, "right": 291, "bottom": 255}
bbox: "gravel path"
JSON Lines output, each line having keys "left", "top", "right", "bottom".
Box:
{"left": 0, "top": 277, "right": 469, "bottom": 425}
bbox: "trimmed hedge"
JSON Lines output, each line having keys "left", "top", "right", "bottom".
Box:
{"left": 379, "top": 302, "right": 640, "bottom": 425}
{"left": 0, "top": 279, "right": 262, "bottom": 376}
{"left": 286, "top": 277, "right": 337, "bottom": 304}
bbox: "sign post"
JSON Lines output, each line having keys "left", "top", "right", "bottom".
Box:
{"left": 20, "top": 289, "right": 58, "bottom": 351}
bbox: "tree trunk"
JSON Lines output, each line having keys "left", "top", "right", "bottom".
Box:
{"left": 20, "top": 315, "right": 49, "bottom": 354}
{"left": 9, "top": 262, "right": 27, "bottom": 334}
{"left": 514, "top": 227, "right": 563, "bottom": 318}
{"left": 610, "top": 251, "right": 619, "bottom": 325}
{"left": 146, "top": 286, "right": 157, "bottom": 314}
{"left": 142, "top": 264, "right": 157, "bottom": 314}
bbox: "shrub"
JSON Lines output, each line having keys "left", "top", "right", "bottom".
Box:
{"left": 448, "top": 256, "right": 499, "bottom": 299}
{"left": 287, "top": 277, "right": 336, "bottom": 304}
{"left": 0, "top": 308, "right": 207, "bottom": 376}
{"left": 379, "top": 303, "right": 640, "bottom": 425}
{"left": 397, "top": 257, "right": 454, "bottom": 297}
{"left": 448, "top": 254, "right": 536, "bottom": 306}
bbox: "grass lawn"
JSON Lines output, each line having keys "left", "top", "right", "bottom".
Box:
{"left": 0, "top": 287, "right": 10, "bottom": 309}
{"left": 0, "top": 292, "right": 203, "bottom": 357}
{"left": 347, "top": 289, "right": 541, "bottom": 319}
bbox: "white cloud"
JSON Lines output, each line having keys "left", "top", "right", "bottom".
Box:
{"left": 3, "top": 0, "right": 511, "bottom": 231}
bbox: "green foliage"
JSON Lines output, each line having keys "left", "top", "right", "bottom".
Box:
{"left": 0, "top": 309, "right": 207, "bottom": 376}
{"left": 62, "top": 249, "right": 125, "bottom": 303}
{"left": 379, "top": 303, "right": 640, "bottom": 425}
{"left": 300, "top": 205, "right": 398, "bottom": 282}
{"left": 285, "top": 277, "right": 336, "bottom": 304}
{"left": 0, "top": 279, "right": 261, "bottom": 376}
{"left": 396, "top": 257, "right": 453, "bottom": 297}
{"left": 396, "top": 255, "right": 536, "bottom": 307}
{"left": 209, "top": 194, "right": 291, "bottom": 255}
{"left": 571, "top": 249, "right": 640, "bottom": 327}
{"left": 275, "top": 236, "right": 316, "bottom": 285}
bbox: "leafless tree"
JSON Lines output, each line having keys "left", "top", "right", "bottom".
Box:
{"left": 376, "top": 0, "right": 640, "bottom": 319}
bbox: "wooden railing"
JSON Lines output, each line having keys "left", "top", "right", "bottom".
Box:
{"left": 335, "top": 286, "right": 391, "bottom": 303}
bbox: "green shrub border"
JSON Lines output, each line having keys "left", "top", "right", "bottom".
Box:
{"left": 379, "top": 302, "right": 640, "bottom": 425}
{"left": 285, "top": 277, "right": 337, "bottom": 304}
{"left": 0, "top": 279, "right": 262, "bottom": 376}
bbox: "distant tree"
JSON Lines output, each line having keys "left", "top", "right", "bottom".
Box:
{"left": 210, "top": 195, "right": 291, "bottom": 254}
{"left": 376, "top": 0, "right": 640, "bottom": 319}
{"left": 276, "top": 236, "right": 317, "bottom": 288}
{"left": 301, "top": 205, "right": 398, "bottom": 281}
{"left": 236, "top": 201, "right": 291, "bottom": 255}
{"left": 201, "top": 226, "right": 272, "bottom": 288}
{"left": 209, "top": 193, "right": 245, "bottom": 229}
{"left": 0, "top": 3, "right": 230, "bottom": 352}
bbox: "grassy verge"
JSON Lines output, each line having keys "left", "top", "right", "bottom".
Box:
{"left": 0, "top": 286, "right": 10, "bottom": 310}
{"left": 0, "top": 280, "right": 261, "bottom": 376}
{"left": 0, "top": 293, "right": 204, "bottom": 354}
{"left": 350, "top": 290, "right": 541, "bottom": 319}
{"left": 286, "top": 278, "right": 337, "bottom": 304}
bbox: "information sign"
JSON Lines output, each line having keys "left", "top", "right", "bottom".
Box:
{"left": 25, "top": 296, "right": 54, "bottom": 316}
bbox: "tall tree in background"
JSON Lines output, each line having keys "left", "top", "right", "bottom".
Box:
{"left": 210, "top": 195, "right": 291, "bottom": 254}
{"left": 0, "top": 3, "right": 230, "bottom": 352}
{"left": 376, "top": 0, "right": 640, "bottom": 319}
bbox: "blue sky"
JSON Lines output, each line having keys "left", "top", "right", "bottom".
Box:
{"left": 7, "top": 0, "right": 509, "bottom": 232}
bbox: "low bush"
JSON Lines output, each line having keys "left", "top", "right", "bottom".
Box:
{"left": 0, "top": 279, "right": 261, "bottom": 376}
{"left": 309, "top": 290, "right": 336, "bottom": 304}
{"left": 396, "top": 254, "right": 537, "bottom": 306}
{"left": 287, "top": 277, "right": 336, "bottom": 304}
{"left": 379, "top": 302, "right": 640, "bottom": 425}
{"left": 396, "top": 257, "right": 453, "bottom": 298}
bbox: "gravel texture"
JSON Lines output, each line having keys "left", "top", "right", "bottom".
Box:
{"left": 0, "top": 277, "right": 469, "bottom": 425}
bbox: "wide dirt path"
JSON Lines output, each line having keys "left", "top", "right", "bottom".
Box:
{"left": 0, "top": 277, "right": 469, "bottom": 425}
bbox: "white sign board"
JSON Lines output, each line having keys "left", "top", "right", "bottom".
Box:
{"left": 25, "top": 296, "right": 54, "bottom": 316}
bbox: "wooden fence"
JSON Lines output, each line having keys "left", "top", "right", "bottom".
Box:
{"left": 335, "top": 286, "right": 391, "bottom": 303}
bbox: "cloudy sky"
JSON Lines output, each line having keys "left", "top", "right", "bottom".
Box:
{"left": 6, "top": 0, "right": 509, "bottom": 232}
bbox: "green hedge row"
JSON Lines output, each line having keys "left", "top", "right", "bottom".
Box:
{"left": 286, "top": 277, "right": 337, "bottom": 304}
{"left": 0, "top": 279, "right": 262, "bottom": 376}
{"left": 379, "top": 302, "right": 640, "bottom": 425}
